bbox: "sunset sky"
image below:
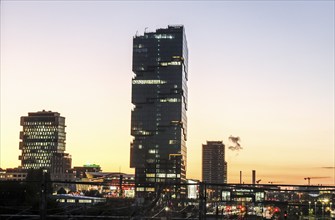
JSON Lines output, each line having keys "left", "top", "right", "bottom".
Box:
{"left": 1, "top": 1, "right": 334, "bottom": 185}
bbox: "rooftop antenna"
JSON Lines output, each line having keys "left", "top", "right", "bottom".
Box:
{"left": 239, "top": 171, "right": 242, "bottom": 184}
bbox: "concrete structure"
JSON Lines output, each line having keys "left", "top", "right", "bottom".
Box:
{"left": 0, "top": 168, "right": 27, "bottom": 181}
{"left": 50, "top": 153, "right": 72, "bottom": 180}
{"left": 202, "top": 141, "right": 227, "bottom": 184}
{"left": 18, "top": 110, "right": 74, "bottom": 189}
{"left": 19, "top": 110, "right": 68, "bottom": 170}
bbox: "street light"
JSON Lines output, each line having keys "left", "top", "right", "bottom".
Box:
{"left": 322, "top": 202, "right": 325, "bottom": 219}
{"left": 308, "top": 201, "right": 311, "bottom": 219}
{"left": 315, "top": 201, "right": 317, "bottom": 218}
{"left": 330, "top": 202, "right": 333, "bottom": 219}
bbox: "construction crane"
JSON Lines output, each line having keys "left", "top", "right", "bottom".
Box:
{"left": 304, "top": 177, "right": 329, "bottom": 185}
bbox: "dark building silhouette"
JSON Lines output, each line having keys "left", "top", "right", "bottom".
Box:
{"left": 130, "top": 25, "right": 188, "bottom": 196}
{"left": 73, "top": 164, "right": 102, "bottom": 179}
{"left": 19, "top": 110, "right": 70, "bottom": 172}
{"left": 50, "top": 152, "right": 73, "bottom": 180}
{"left": 51, "top": 153, "right": 71, "bottom": 174}
{"left": 0, "top": 167, "right": 27, "bottom": 181}
{"left": 202, "top": 141, "right": 227, "bottom": 184}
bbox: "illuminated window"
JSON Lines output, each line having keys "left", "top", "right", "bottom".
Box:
{"left": 160, "top": 98, "right": 180, "bottom": 103}
{"left": 138, "top": 130, "right": 150, "bottom": 135}
{"left": 79, "top": 199, "right": 91, "bottom": 203}
{"left": 154, "top": 34, "right": 174, "bottom": 39}
{"left": 169, "top": 140, "right": 178, "bottom": 144}
{"left": 146, "top": 187, "right": 155, "bottom": 192}
{"left": 170, "top": 61, "right": 181, "bottom": 65}
{"left": 132, "top": 80, "right": 167, "bottom": 85}
{"left": 160, "top": 61, "right": 181, "bottom": 67}
{"left": 167, "top": 174, "right": 178, "bottom": 178}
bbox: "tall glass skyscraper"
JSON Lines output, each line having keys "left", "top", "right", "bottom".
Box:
{"left": 130, "top": 25, "right": 188, "bottom": 196}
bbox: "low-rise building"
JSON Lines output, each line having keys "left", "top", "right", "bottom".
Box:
{"left": 0, "top": 167, "right": 28, "bottom": 181}
{"left": 77, "top": 172, "right": 135, "bottom": 198}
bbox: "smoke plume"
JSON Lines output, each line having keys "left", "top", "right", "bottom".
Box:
{"left": 228, "top": 135, "right": 243, "bottom": 151}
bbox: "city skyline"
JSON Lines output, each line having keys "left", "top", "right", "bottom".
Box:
{"left": 1, "top": 1, "right": 334, "bottom": 185}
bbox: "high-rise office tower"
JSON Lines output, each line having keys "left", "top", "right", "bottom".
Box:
{"left": 19, "top": 110, "right": 68, "bottom": 171}
{"left": 202, "top": 141, "right": 227, "bottom": 184}
{"left": 130, "top": 25, "right": 188, "bottom": 196}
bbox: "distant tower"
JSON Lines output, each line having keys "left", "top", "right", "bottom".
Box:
{"left": 19, "top": 110, "right": 70, "bottom": 172}
{"left": 130, "top": 25, "right": 188, "bottom": 196}
{"left": 202, "top": 141, "right": 227, "bottom": 183}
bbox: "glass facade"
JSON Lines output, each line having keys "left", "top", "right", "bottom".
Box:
{"left": 19, "top": 110, "right": 67, "bottom": 170}
{"left": 130, "top": 26, "right": 188, "bottom": 196}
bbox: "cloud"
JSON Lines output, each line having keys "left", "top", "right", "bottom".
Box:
{"left": 321, "top": 167, "right": 335, "bottom": 169}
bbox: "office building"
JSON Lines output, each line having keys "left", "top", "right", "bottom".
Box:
{"left": 202, "top": 141, "right": 227, "bottom": 184}
{"left": 19, "top": 110, "right": 69, "bottom": 171}
{"left": 130, "top": 25, "right": 188, "bottom": 196}
{"left": 50, "top": 152, "right": 74, "bottom": 181}
{"left": 51, "top": 153, "right": 71, "bottom": 174}
{"left": 0, "top": 168, "right": 27, "bottom": 181}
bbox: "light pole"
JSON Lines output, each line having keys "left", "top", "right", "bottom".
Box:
{"left": 330, "top": 202, "right": 333, "bottom": 219}
{"left": 315, "top": 201, "right": 317, "bottom": 218}
{"left": 322, "top": 202, "right": 325, "bottom": 219}
{"left": 309, "top": 201, "right": 311, "bottom": 219}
